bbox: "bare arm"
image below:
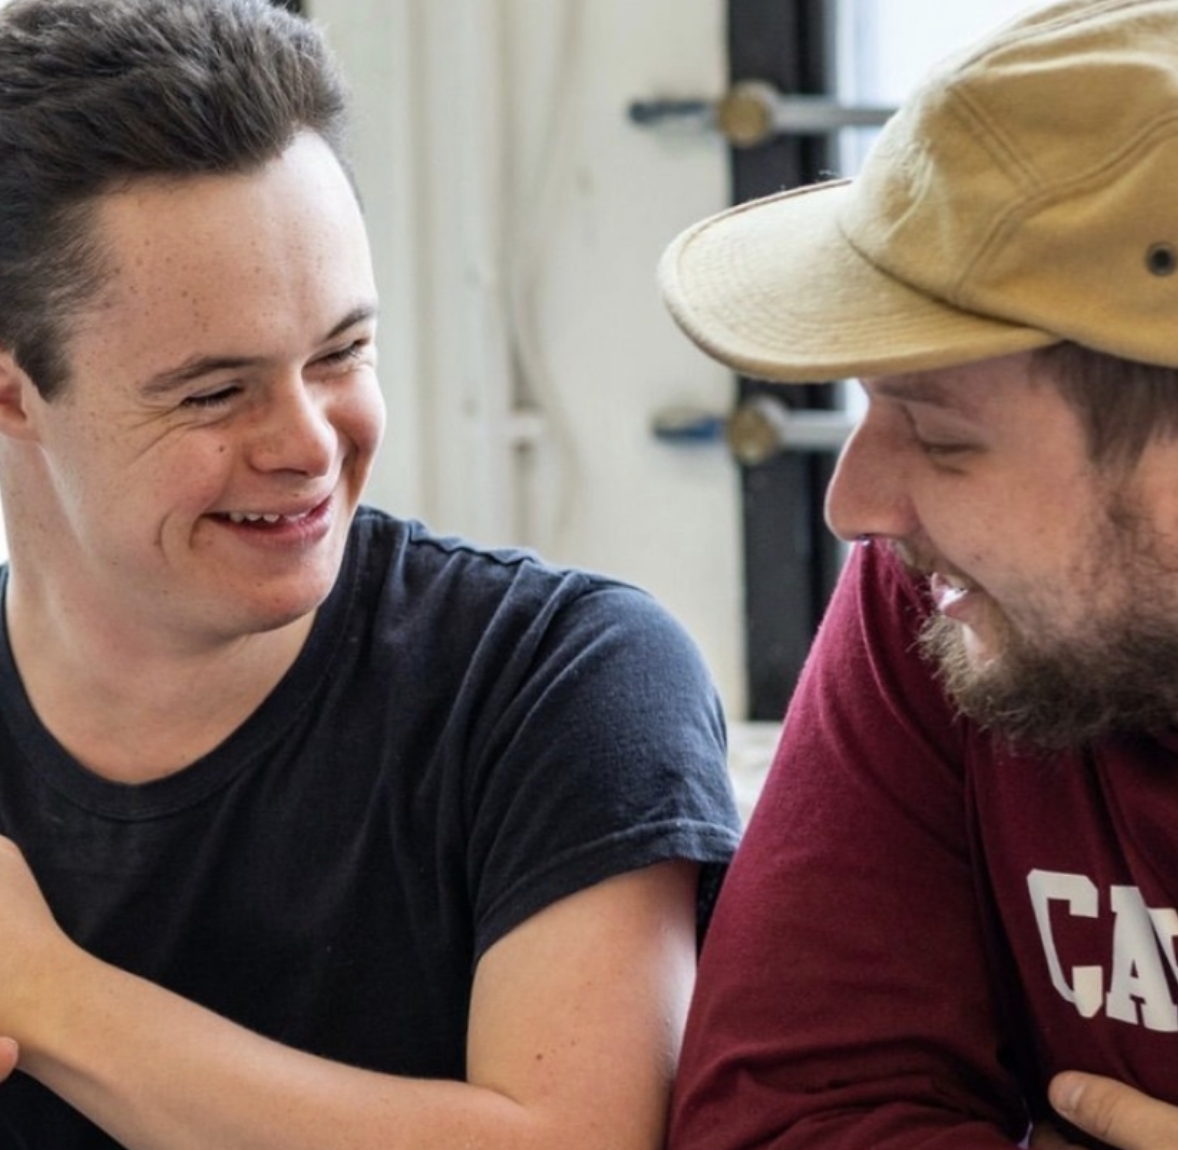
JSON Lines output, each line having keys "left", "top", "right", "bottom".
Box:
{"left": 0, "top": 838, "right": 699, "bottom": 1150}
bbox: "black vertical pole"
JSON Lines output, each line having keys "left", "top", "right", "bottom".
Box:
{"left": 728, "top": 0, "right": 841, "bottom": 720}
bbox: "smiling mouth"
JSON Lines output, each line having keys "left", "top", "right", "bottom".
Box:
{"left": 214, "top": 504, "right": 323, "bottom": 527}
{"left": 224, "top": 512, "right": 295, "bottom": 525}
{"left": 928, "top": 571, "right": 980, "bottom": 615}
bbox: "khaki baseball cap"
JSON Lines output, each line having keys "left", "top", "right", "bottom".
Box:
{"left": 659, "top": 0, "right": 1178, "bottom": 384}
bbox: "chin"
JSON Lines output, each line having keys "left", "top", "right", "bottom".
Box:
{"left": 254, "top": 605, "right": 320, "bottom": 635}
{"left": 238, "top": 582, "right": 333, "bottom": 635}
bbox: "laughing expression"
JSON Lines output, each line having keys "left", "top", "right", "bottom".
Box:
{"left": 4, "top": 132, "right": 385, "bottom": 651}
{"left": 825, "top": 352, "right": 1178, "bottom": 748}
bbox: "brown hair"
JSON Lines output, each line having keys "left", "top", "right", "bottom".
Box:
{"left": 1032, "top": 341, "right": 1178, "bottom": 470}
{"left": 0, "top": 0, "right": 349, "bottom": 397}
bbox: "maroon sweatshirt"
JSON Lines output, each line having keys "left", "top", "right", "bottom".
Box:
{"left": 671, "top": 540, "right": 1178, "bottom": 1150}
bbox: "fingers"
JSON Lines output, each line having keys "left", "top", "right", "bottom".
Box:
{"left": 1049, "top": 1071, "right": 1178, "bottom": 1150}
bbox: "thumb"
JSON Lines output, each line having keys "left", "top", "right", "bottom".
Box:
{"left": 1050, "top": 1071, "right": 1174, "bottom": 1150}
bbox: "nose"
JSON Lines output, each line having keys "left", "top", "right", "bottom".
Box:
{"left": 247, "top": 377, "right": 336, "bottom": 477}
{"left": 824, "top": 411, "right": 919, "bottom": 542}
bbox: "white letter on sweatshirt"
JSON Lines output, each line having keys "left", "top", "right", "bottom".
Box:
{"left": 1106, "top": 888, "right": 1178, "bottom": 1031}
{"left": 1028, "top": 869, "right": 1102, "bottom": 1018}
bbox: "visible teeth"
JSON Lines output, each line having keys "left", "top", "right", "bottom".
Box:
{"left": 227, "top": 512, "right": 284, "bottom": 524}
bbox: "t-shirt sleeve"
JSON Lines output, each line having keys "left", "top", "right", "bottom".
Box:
{"left": 669, "top": 542, "right": 1029, "bottom": 1149}
{"left": 462, "top": 577, "right": 743, "bottom": 961}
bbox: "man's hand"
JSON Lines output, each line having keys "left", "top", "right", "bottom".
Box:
{"left": 1040, "top": 1071, "right": 1178, "bottom": 1150}
{"left": 0, "top": 836, "right": 79, "bottom": 1052}
{"left": 0, "top": 835, "right": 60, "bottom": 1082}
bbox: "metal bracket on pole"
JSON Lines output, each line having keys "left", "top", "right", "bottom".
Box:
{"left": 726, "top": 395, "right": 854, "bottom": 465}
{"left": 627, "top": 80, "right": 895, "bottom": 147}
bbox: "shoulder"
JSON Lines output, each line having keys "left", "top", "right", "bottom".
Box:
{"left": 350, "top": 507, "right": 595, "bottom": 599}
{"left": 806, "top": 539, "right": 936, "bottom": 688}
{"left": 785, "top": 540, "right": 970, "bottom": 769}
{"left": 830, "top": 537, "right": 931, "bottom": 638}
{"left": 348, "top": 508, "right": 700, "bottom": 659}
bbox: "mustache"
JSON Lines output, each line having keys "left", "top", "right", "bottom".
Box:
{"left": 886, "top": 538, "right": 975, "bottom": 588}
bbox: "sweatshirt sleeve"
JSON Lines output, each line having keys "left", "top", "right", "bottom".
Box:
{"left": 669, "top": 541, "right": 1029, "bottom": 1149}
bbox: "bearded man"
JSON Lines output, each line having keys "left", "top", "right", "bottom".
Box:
{"left": 661, "top": 2, "right": 1178, "bottom": 1148}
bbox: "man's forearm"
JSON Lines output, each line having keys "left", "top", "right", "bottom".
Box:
{"left": 21, "top": 949, "right": 544, "bottom": 1150}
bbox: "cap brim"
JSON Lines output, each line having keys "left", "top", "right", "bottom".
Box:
{"left": 659, "top": 180, "right": 1058, "bottom": 384}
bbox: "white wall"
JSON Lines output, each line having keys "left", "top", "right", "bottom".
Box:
{"left": 311, "top": 0, "right": 749, "bottom": 716}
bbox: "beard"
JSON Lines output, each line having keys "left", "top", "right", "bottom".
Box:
{"left": 918, "top": 607, "right": 1178, "bottom": 752}
{"left": 904, "top": 491, "right": 1178, "bottom": 752}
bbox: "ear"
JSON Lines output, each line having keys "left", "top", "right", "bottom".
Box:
{"left": 0, "top": 348, "right": 42, "bottom": 441}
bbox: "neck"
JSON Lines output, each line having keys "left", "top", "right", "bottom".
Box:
{"left": 3, "top": 570, "right": 314, "bottom": 785}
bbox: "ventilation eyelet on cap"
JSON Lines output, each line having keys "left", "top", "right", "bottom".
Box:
{"left": 1146, "top": 242, "right": 1178, "bottom": 276}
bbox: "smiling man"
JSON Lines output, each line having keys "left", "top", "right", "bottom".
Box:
{"left": 0, "top": 1, "right": 742, "bottom": 1147}
{"left": 659, "top": 1, "right": 1178, "bottom": 1149}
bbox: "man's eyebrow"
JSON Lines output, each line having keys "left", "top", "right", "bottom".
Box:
{"left": 868, "top": 373, "right": 978, "bottom": 414}
{"left": 138, "top": 303, "right": 379, "bottom": 398}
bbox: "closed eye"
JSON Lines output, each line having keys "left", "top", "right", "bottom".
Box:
{"left": 901, "top": 408, "right": 979, "bottom": 460}
{"left": 317, "top": 339, "right": 371, "bottom": 367}
{"left": 181, "top": 385, "right": 242, "bottom": 409}
{"left": 914, "top": 438, "right": 973, "bottom": 458}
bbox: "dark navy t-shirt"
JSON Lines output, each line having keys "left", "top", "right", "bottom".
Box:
{"left": 0, "top": 509, "right": 741, "bottom": 1148}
